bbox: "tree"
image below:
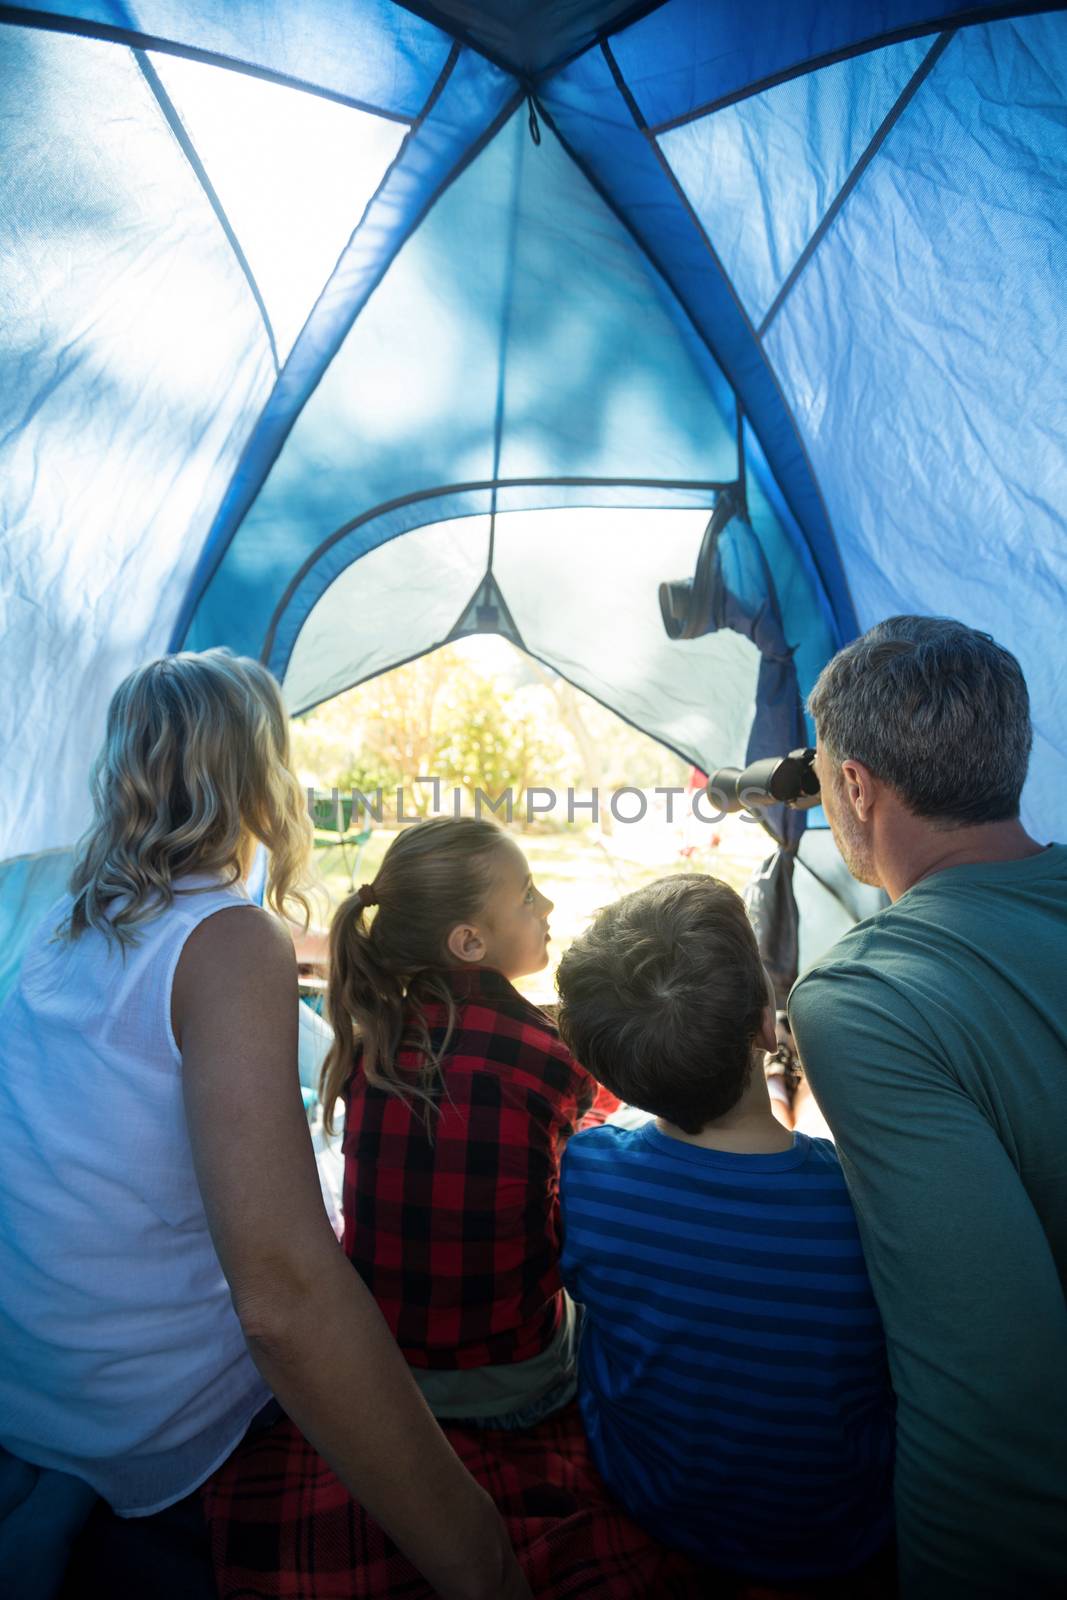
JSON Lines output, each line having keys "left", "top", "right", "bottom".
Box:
{"left": 437, "top": 674, "right": 563, "bottom": 817}
{"left": 290, "top": 640, "right": 688, "bottom": 829}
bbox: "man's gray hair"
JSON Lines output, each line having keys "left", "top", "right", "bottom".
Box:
{"left": 808, "top": 616, "right": 1031, "bottom": 827}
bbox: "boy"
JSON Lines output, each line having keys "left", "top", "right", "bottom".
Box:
{"left": 555, "top": 875, "right": 894, "bottom": 1588}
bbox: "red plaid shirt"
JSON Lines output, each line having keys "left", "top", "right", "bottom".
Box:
{"left": 341, "top": 966, "right": 602, "bottom": 1370}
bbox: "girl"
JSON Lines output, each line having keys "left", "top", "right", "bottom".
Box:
{"left": 322, "top": 816, "right": 605, "bottom": 1429}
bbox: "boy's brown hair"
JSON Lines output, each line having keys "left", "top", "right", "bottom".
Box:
{"left": 555, "top": 874, "right": 768, "bottom": 1135}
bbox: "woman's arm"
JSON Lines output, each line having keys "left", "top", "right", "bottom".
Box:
{"left": 174, "top": 906, "right": 530, "bottom": 1600}
{"left": 285, "top": 913, "right": 329, "bottom": 973}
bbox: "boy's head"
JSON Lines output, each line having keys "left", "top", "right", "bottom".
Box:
{"left": 555, "top": 874, "right": 773, "bottom": 1135}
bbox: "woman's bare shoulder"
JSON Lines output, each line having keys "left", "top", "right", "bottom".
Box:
{"left": 181, "top": 902, "right": 295, "bottom": 965}
{"left": 172, "top": 905, "right": 296, "bottom": 1050}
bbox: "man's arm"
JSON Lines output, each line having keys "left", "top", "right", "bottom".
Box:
{"left": 790, "top": 967, "right": 1067, "bottom": 1599}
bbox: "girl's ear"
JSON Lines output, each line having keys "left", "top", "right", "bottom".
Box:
{"left": 756, "top": 1004, "right": 778, "bottom": 1055}
{"left": 446, "top": 922, "right": 487, "bottom": 964}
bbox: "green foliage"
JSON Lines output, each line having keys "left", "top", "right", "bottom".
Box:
{"left": 436, "top": 675, "right": 562, "bottom": 811}
{"left": 289, "top": 637, "right": 690, "bottom": 824}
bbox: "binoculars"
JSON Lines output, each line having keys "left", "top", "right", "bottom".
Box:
{"left": 707, "top": 748, "right": 821, "bottom": 814}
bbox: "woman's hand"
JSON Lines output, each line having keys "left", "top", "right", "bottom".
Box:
{"left": 174, "top": 906, "right": 531, "bottom": 1600}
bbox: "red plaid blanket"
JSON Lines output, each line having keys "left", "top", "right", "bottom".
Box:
{"left": 201, "top": 1401, "right": 714, "bottom": 1599}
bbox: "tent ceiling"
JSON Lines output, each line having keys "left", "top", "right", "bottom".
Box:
{"left": 184, "top": 105, "right": 748, "bottom": 667}
{"left": 394, "top": 0, "right": 653, "bottom": 75}
{"left": 282, "top": 507, "right": 765, "bottom": 779}
{"left": 1, "top": 0, "right": 1065, "bottom": 901}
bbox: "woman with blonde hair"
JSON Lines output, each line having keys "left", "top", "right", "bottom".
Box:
{"left": 0, "top": 649, "right": 529, "bottom": 1600}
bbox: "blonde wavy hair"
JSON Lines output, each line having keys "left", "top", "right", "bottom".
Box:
{"left": 63, "top": 649, "right": 314, "bottom": 945}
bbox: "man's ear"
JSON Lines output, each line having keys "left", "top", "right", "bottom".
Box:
{"left": 839, "top": 758, "right": 877, "bottom": 822}
{"left": 446, "top": 922, "right": 486, "bottom": 964}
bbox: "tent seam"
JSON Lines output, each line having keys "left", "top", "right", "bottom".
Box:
{"left": 487, "top": 115, "right": 526, "bottom": 575}
{"left": 533, "top": 105, "right": 810, "bottom": 648}
{"left": 644, "top": 2, "right": 1060, "bottom": 133}
{"left": 261, "top": 475, "right": 736, "bottom": 670}
{"left": 584, "top": 44, "right": 856, "bottom": 645}
{"left": 134, "top": 49, "right": 280, "bottom": 374}
{"left": 387, "top": 0, "right": 526, "bottom": 82}
{"left": 0, "top": 5, "right": 416, "bottom": 122}
{"left": 533, "top": 94, "right": 746, "bottom": 438}
{"left": 757, "top": 31, "right": 956, "bottom": 337}
{"left": 409, "top": 39, "right": 464, "bottom": 135}
{"left": 388, "top": 0, "right": 676, "bottom": 88}
{"left": 272, "top": 41, "right": 461, "bottom": 375}
{"left": 736, "top": 405, "right": 747, "bottom": 509}
{"left": 168, "top": 62, "right": 520, "bottom": 655}
{"left": 288, "top": 630, "right": 711, "bottom": 778}
{"left": 535, "top": 0, "right": 673, "bottom": 83}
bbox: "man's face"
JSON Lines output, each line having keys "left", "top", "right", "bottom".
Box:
{"left": 814, "top": 745, "right": 880, "bottom": 887}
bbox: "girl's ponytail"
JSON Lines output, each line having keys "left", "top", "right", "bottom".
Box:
{"left": 321, "top": 893, "right": 405, "bottom": 1134}
{"left": 319, "top": 816, "right": 507, "bottom": 1133}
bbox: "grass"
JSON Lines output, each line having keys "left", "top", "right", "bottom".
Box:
{"left": 309, "top": 812, "right": 771, "bottom": 1006}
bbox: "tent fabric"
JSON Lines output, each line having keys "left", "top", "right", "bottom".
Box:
{"left": 283, "top": 506, "right": 766, "bottom": 777}
{"left": 2, "top": 2, "right": 456, "bottom": 116}
{"left": 656, "top": 36, "right": 934, "bottom": 329}
{"left": 0, "top": 24, "right": 276, "bottom": 865}
{"left": 389, "top": 0, "right": 649, "bottom": 75}
{"left": 538, "top": 42, "right": 860, "bottom": 643}
{"left": 0, "top": 854, "right": 75, "bottom": 1007}
{"left": 184, "top": 106, "right": 743, "bottom": 658}
{"left": 167, "top": 42, "right": 518, "bottom": 651}
{"left": 762, "top": 13, "right": 1067, "bottom": 837}
{"left": 598, "top": 0, "right": 1045, "bottom": 126}
{"left": 146, "top": 49, "right": 410, "bottom": 363}
{"left": 2, "top": 0, "right": 1066, "bottom": 993}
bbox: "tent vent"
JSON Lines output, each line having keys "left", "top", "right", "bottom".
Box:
{"left": 447, "top": 571, "right": 525, "bottom": 648}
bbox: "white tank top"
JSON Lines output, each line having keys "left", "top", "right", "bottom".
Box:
{"left": 0, "top": 874, "right": 271, "bottom": 1514}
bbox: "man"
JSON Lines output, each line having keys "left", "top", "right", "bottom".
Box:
{"left": 788, "top": 616, "right": 1067, "bottom": 1598}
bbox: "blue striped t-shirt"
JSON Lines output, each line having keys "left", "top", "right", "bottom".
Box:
{"left": 559, "top": 1122, "right": 894, "bottom": 1583}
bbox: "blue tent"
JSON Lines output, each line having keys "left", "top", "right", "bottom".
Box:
{"left": 2, "top": 1, "right": 1065, "bottom": 991}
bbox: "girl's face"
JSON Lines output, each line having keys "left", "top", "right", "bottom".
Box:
{"left": 446, "top": 839, "right": 554, "bottom": 979}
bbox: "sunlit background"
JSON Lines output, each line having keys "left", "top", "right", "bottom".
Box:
{"left": 292, "top": 635, "right": 770, "bottom": 1005}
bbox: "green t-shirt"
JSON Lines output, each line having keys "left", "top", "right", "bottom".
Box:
{"left": 789, "top": 844, "right": 1067, "bottom": 1599}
